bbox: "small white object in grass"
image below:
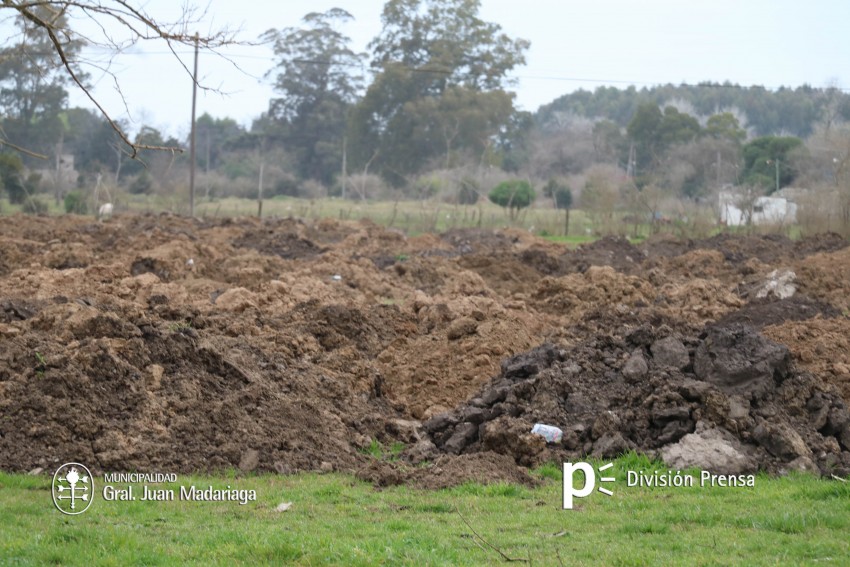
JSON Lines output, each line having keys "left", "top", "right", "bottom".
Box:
{"left": 332, "top": 274, "right": 342, "bottom": 281}
{"left": 98, "top": 203, "right": 113, "bottom": 219}
{"left": 275, "top": 501, "right": 293, "bottom": 512}
{"left": 186, "top": 258, "right": 195, "bottom": 267}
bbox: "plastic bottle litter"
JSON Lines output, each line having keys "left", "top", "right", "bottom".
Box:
{"left": 531, "top": 423, "right": 563, "bottom": 444}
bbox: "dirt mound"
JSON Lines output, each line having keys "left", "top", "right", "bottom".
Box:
{"left": 1, "top": 213, "right": 849, "bottom": 484}
{"left": 0, "top": 296, "right": 404, "bottom": 474}
{"left": 424, "top": 325, "right": 850, "bottom": 476}
{"left": 643, "top": 232, "right": 847, "bottom": 271}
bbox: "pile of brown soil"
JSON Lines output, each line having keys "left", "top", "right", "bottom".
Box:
{"left": 0, "top": 213, "right": 848, "bottom": 486}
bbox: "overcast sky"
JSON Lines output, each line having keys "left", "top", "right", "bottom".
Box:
{"left": 57, "top": 0, "right": 850, "bottom": 139}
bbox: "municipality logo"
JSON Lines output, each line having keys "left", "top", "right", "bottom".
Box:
{"left": 52, "top": 463, "right": 94, "bottom": 515}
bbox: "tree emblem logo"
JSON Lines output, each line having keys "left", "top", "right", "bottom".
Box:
{"left": 52, "top": 463, "right": 94, "bottom": 515}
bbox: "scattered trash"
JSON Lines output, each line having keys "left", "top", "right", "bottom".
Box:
{"left": 331, "top": 274, "right": 342, "bottom": 282}
{"left": 275, "top": 502, "right": 293, "bottom": 512}
{"left": 531, "top": 423, "right": 563, "bottom": 444}
{"left": 186, "top": 258, "right": 195, "bottom": 268}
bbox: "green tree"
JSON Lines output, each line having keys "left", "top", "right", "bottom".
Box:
{"left": 0, "top": 7, "right": 84, "bottom": 160}
{"left": 626, "top": 103, "right": 663, "bottom": 171}
{"left": 262, "top": 9, "right": 364, "bottom": 184}
{"left": 489, "top": 179, "right": 535, "bottom": 220}
{"left": 591, "top": 120, "right": 626, "bottom": 164}
{"left": 705, "top": 112, "right": 746, "bottom": 144}
{"left": 349, "top": 0, "right": 529, "bottom": 184}
{"left": 63, "top": 190, "right": 87, "bottom": 214}
{"left": 0, "top": 152, "right": 27, "bottom": 203}
{"left": 741, "top": 136, "right": 804, "bottom": 192}
{"left": 656, "top": 106, "right": 701, "bottom": 149}
{"left": 193, "top": 113, "right": 245, "bottom": 179}
{"left": 628, "top": 104, "right": 702, "bottom": 180}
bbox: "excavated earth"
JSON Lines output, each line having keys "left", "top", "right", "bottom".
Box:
{"left": 0, "top": 214, "right": 849, "bottom": 487}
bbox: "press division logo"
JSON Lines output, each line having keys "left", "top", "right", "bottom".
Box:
{"left": 563, "top": 461, "right": 615, "bottom": 509}
{"left": 52, "top": 463, "right": 94, "bottom": 515}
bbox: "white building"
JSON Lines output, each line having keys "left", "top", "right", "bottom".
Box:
{"left": 718, "top": 191, "right": 797, "bottom": 226}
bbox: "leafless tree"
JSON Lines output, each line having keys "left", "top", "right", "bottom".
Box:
{"left": 1, "top": 0, "right": 241, "bottom": 157}
{"left": 733, "top": 184, "right": 764, "bottom": 231}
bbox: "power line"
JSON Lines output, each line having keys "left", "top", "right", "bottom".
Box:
{"left": 7, "top": 47, "right": 850, "bottom": 92}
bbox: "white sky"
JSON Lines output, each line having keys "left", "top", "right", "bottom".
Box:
{"left": 52, "top": 0, "right": 850, "bottom": 139}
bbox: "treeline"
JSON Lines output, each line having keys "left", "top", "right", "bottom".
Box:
{"left": 537, "top": 83, "right": 850, "bottom": 139}
{"left": 1, "top": 0, "right": 849, "bottom": 225}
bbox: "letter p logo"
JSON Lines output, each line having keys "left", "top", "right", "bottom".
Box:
{"left": 563, "top": 462, "right": 614, "bottom": 509}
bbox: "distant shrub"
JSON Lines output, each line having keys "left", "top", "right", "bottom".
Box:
{"left": 345, "top": 173, "right": 392, "bottom": 201}
{"left": 489, "top": 179, "right": 535, "bottom": 219}
{"left": 64, "top": 191, "right": 88, "bottom": 214}
{"left": 22, "top": 197, "right": 48, "bottom": 215}
{"left": 413, "top": 174, "right": 444, "bottom": 200}
{"left": 273, "top": 173, "right": 299, "bottom": 197}
{"left": 129, "top": 171, "right": 153, "bottom": 195}
{"left": 458, "top": 177, "right": 480, "bottom": 205}
{"left": 0, "top": 152, "right": 27, "bottom": 204}
{"left": 300, "top": 179, "right": 328, "bottom": 199}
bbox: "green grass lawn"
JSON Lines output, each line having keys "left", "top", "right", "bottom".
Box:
{"left": 2, "top": 455, "right": 848, "bottom": 566}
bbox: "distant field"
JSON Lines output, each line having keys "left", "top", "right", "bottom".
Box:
{"left": 0, "top": 194, "right": 638, "bottom": 238}
{"left": 177, "top": 195, "right": 596, "bottom": 238}
{"left": 0, "top": 194, "right": 806, "bottom": 242}
{"left": 2, "top": 455, "right": 848, "bottom": 566}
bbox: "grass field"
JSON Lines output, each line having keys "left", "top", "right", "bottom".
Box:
{"left": 2, "top": 193, "right": 805, "bottom": 242}
{"left": 2, "top": 454, "right": 848, "bottom": 566}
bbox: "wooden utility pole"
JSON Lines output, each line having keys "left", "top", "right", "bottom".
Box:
{"left": 341, "top": 136, "right": 347, "bottom": 199}
{"left": 717, "top": 151, "right": 721, "bottom": 188}
{"left": 189, "top": 32, "right": 199, "bottom": 217}
{"left": 258, "top": 159, "right": 264, "bottom": 218}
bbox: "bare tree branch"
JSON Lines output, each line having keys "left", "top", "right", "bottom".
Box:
{"left": 1, "top": 0, "right": 245, "bottom": 157}
{"left": 456, "top": 508, "right": 528, "bottom": 563}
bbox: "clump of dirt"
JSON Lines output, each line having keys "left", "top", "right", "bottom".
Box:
{"left": 440, "top": 228, "right": 522, "bottom": 255}
{"left": 233, "top": 228, "right": 327, "bottom": 260}
{"left": 715, "top": 296, "right": 841, "bottom": 330}
{"left": 532, "top": 266, "right": 654, "bottom": 318}
{"left": 793, "top": 232, "right": 849, "bottom": 256}
{"left": 376, "top": 295, "right": 541, "bottom": 419}
{"left": 794, "top": 246, "right": 850, "bottom": 312}
{"left": 692, "top": 233, "right": 795, "bottom": 265}
{"left": 457, "top": 254, "right": 545, "bottom": 296}
{"left": 424, "top": 324, "right": 850, "bottom": 476}
{"left": 764, "top": 317, "right": 850, "bottom": 405}
{"left": 559, "top": 236, "right": 645, "bottom": 275}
